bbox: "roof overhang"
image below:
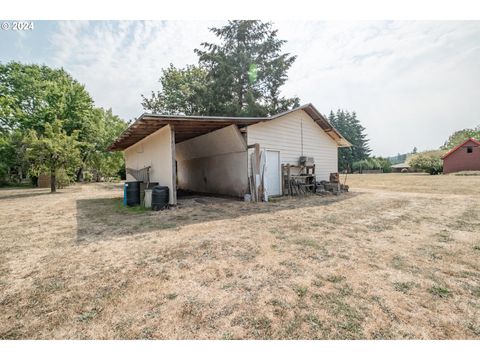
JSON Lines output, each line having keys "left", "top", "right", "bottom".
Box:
{"left": 108, "top": 103, "right": 352, "bottom": 151}
{"left": 108, "top": 115, "right": 259, "bottom": 151}
{"left": 292, "top": 104, "right": 352, "bottom": 147}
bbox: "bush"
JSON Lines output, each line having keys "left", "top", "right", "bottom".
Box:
{"left": 55, "top": 168, "right": 74, "bottom": 188}
{"left": 29, "top": 174, "right": 38, "bottom": 187}
{"left": 352, "top": 157, "right": 392, "bottom": 173}
{"left": 408, "top": 150, "right": 443, "bottom": 175}
{"left": 0, "top": 163, "right": 8, "bottom": 186}
{"left": 83, "top": 171, "right": 94, "bottom": 182}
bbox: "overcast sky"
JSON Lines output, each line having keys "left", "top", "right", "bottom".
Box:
{"left": 1, "top": 20, "right": 479, "bottom": 156}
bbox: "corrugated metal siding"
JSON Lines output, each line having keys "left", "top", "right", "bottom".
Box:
{"left": 247, "top": 110, "right": 338, "bottom": 181}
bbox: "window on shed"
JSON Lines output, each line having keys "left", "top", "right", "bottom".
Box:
{"left": 467, "top": 146, "right": 473, "bottom": 153}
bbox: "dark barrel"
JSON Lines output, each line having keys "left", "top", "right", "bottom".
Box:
{"left": 152, "top": 186, "right": 169, "bottom": 211}
{"left": 146, "top": 182, "right": 159, "bottom": 189}
{"left": 125, "top": 181, "right": 142, "bottom": 206}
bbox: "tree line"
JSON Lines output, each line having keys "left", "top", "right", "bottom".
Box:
{"left": 0, "top": 63, "right": 127, "bottom": 191}
{"left": 407, "top": 125, "right": 480, "bottom": 174}
{"left": 328, "top": 110, "right": 376, "bottom": 172}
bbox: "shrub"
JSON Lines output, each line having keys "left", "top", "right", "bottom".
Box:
{"left": 429, "top": 285, "right": 451, "bottom": 298}
{"left": 83, "top": 171, "right": 94, "bottom": 182}
{"left": 55, "top": 168, "right": 74, "bottom": 189}
{"left": 29, "top": 174, "right": 38, "bottom": 187}
{"left": 352, "top": 157, "right": 392, "bottom": 173}
{"left": 0, "top": 163, "right": 9, "bottom": 186}
{"left": 408, "top": 150, "right": 444, "bottom": 175}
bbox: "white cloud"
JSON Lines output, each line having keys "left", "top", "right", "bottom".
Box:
{"left": 277, "top": 21, "right": 480, "bottom": 155}
{"left": 48, "top": 20, "right": 480, "bottom": 155}
{"left": 49, "top": 21, "right": 219, "bottom": 121}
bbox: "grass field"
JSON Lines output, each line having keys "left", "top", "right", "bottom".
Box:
{"left": 0, "top": 173, "right": 479, "bottom": 339}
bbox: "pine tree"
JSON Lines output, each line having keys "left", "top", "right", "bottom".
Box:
{"left": 195, "top": 20, "right": 299, "bottom": 116}
{"left": 143, "top": 21, "right": 300, "bottom": 116}
{"left": 329, "top": 109, "right": 371, "bottom": 172}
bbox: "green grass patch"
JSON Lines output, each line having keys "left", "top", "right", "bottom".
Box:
{"left": 337, "top": 284, "right": 353, "bottom": 297}
{"left": 393, "top": 281, "right": 415, "bottom": 294}
{"left": 0, "top": 183, "right": 34, "bottom": 189}
{"left": 158, "top": 222, "right": 177, "bottom": 229}
{"left": 113, "top": 198, "right": 147, "bottom": 213}
{"left": 77, "top": 309, "right": 98, "bottom": 322}
{"left": 429, "top": 285, "right": 451, "bottom": 298}
{"left": 222, "top": 331, "right": 234, "bottom": 340}
{"left": 166, "top": 293, "right": 178, "bottom": 300}
{"left": 294, "top": 285, "right": 308, "bottom": 298}
{"left": 293, "top": 237, "right": 319, "bottom": 248}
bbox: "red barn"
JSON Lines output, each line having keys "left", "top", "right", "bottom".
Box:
{"left": 442, "top": 138, "right": 480, "bottom": 174}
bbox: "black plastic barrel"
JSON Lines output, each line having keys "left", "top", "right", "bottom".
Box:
{"left": 146, "top": 182, "right": 159, "bottom": 189}
{"left": 125, "top": 181, "right": 142, "bottom": 206}
{"left": 152, "top": 186, "right": 169, "bottom": 211}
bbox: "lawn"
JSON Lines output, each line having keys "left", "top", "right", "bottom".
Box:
{"left": 0, "top": 173, "right": 479, "bottom": 339}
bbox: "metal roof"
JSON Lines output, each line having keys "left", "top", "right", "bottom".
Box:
{"left": 108, "top": 103, "right": 351, "bottom": 151}
{"left": 391, "top": 162, "right": 410, "bottom": 168}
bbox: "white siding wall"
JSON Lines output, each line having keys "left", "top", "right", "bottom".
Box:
{"left": 124, "top": 125, "right": 175, "bottom": 204}
{"left": 247, "top": 110, "right": 338, "bottom": 181}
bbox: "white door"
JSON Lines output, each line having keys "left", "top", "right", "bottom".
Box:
{"left": 265, "top": 150, "right": 281, "bottom": 196}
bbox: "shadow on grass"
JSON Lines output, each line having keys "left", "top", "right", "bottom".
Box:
{"left": 75, "top": 191, "right": 360, "bottom": 243}
{"left": 0, "top": 188, "right": 55, "bottom": 200}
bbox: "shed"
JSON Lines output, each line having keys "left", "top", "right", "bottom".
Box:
{"left": 108, "top": 103, "right": 351, "bottom": 205}
{"left": 391, "top": 163, "right": 411, "bottom": 173}
{"left": 441, "top": 138, "right": 480, "bottom": 174}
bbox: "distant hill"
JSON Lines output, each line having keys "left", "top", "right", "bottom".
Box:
{"left": 387, "top": 152, "right": 417, "bottom": 165}
{"left": 387, "top": 153, "right": 409, "bottom": 165}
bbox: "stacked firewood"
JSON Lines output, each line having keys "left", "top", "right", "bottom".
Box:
{"left": 315, "top": 172, "right": 349, "bottom": 195}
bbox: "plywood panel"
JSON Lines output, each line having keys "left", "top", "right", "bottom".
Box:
{"left": 176, "top": 125, "right": 248, "bottom": 197}
{"left": 175, "top": 125, "right": 247, "bottom": 161}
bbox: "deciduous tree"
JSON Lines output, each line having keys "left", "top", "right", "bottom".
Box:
{"left": 408, "top": 150, "right": 444, "bottom": 175}
{"left": 24, "top": 120, "right": 81, "bottom": 192}
{"left": 141, "top": 64, "right": 210, "bottom": 115}
{"left": 442, "top": 126, "right": 480, "bottom": 150}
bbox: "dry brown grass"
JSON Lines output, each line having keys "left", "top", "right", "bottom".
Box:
{"left": 0, "top": 173, "right": 479, "bottom": 339}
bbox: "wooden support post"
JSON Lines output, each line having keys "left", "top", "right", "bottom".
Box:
{"left": 287, "top": 164, "right": 291, "bottom": 196}
{"left": 170, "top": 125, "right": 177, "bottom": 205}
{"left": 254, "top": 144, "right": 260, "bottom": 202}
